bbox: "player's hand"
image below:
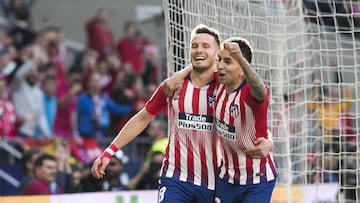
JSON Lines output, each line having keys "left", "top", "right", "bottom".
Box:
{"left": 91, "top": 156, "right": 110, "bottom": 179}
{"left": 223, "top": 42, "right": 242, "bottom": 58}
{"left": 162, "top": 77, "right": 183, "bottom": 98}
{"left": 244, "top": 137, "right": 273, "bottom": 159}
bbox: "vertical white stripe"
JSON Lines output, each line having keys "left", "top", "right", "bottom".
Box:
{"left": 193, "top": 132, "right": 202, "bottom": 186}
{"left": 238, "top": 151, "right": 247, "bottom": 185}
{"left": 184, "top": 84, "right": 194, "bottom": 113}
{"left": 179, "top": 132, "right": 188, "bottom": 182}
{"left": 199, "top": 86, "right": 208, "bottom": 115}
{"left": 266, "top": 152, "right": 276, "bottom": 181}
{"left": 165, "top": 123, "right": 175, "bottom": 178}
{"left": 252, "top": 159, "right": 261, "bottom": 184}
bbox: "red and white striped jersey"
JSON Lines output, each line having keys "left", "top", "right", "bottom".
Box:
{"left": 145, "top": 77, "right": 218, "bottom": 190}
{"left": 214, "top": 80, "right": 277, "bottom": 185}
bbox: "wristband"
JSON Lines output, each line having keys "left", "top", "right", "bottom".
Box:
{"left": 100, "top": 144, "right": 118, "bottom": 160}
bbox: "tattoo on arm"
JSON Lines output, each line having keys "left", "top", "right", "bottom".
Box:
{"left": 241, "top": 63, "right": 267, "bottom": 102}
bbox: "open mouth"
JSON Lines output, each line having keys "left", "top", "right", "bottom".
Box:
{"left": 194, "top": 56, "right": 205, "bottom": 62}
{"left": 218, "top": 72, "right": 225, "bottom": 77}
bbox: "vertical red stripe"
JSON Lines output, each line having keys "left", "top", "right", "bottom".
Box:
{"left": 246, "top": 157, "right": 253, "bottom": 184}
{"left": 186, "top": 136, "right": 194, "bottom": 182}
{"left": 268, "top": 155, "right": 278, "bottom": 179}
{"left": 192, "top": 88, "right": 200, "bottom": 114}
{"left": 222, "top": 139, "right": 230, "bottom": 181}
{"left": 232, "top": 151, "right": 240, "bottom": 185}
{"left": 174, "top": 133, "right": 181, "bottom": 178}
{"left": 199, "top": 138, "right": 207, "bottom": 187}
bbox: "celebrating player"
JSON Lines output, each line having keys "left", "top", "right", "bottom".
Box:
{"left": 92, "top": 24, "right": 220, "bottom": 202}
{"left": 214, "top": 38, "right": 277, "bottom": 202}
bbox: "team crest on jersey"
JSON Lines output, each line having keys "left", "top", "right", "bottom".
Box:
{"left": 207, "top": 95, "right": 216, "bottom": 108}
{"left": 230, "top": 104, "right": 239, "bottom": 118}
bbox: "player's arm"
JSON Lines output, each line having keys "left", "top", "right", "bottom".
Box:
{"left": 243, "top": 129, "right": 274, "bottom": 159}
{"left": 162, "top": 64, "right": 192, "bottom": 97}
{"left": 243, "top": 137, "right": 273, "bottom": 159}
{"left": 224, "top": 42, "right": 267, "bottom": 102}
{"left": 91, "top": 108, "right": 155, "bottom": 179}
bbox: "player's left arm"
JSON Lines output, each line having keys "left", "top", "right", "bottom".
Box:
{"left": 224, "top": 42, "right": 267, "bottom": 102}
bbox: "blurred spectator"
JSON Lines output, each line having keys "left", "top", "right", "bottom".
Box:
{"left": 39, "top": 76, "right": 57, "bottom": 135}
{"left": 38, "top": 26, "right": 66, "bottom": 88}
{"left": 75, "top": 72, "right": 132, "bottom": 163}
{"left": 110, "top": 73, "right": 141, "bottom": 132}
{"left": 70, "top": 163, "right": 83, "bottom": 193}
{"left": 308, "top": 84, "right": 354, "bottom": 139}
{"left": 82, "top": 57, "right": 114, "bottom": 94}
{"left": 116, "top": 21, "right": 150, "bottom": 76}
{"left": 78, "top": 164, "right": 104, "bottom": 192}
{"left": 53, "top": 140, "right": 74, "bottom": 193}
{"left": 141, "top": 44, "right": 159, "bottom": 85}
{"left": 85, "top": 8, "right": 114, "bottom": 59}
{"left": 102, "top": 150, "right": 130, "bottom": 191}
{"left": 23, "top": 153, "right": 72, "bottom": 195}
{"left": 145, "top": 119, "right": 168, "bottom": 161}
{"left": 17, "top": 147, "right": 42, "bottom": 194}
{"left": 0, "top": 45, "right": 17, "bottom": 81}
{"left": 127, "top": 151, "right": 164, "bottom": 190}
{"left": 54, "top": 68, "right": 82, "bottom": 140}
{"left": 0, "top": 0, "right": 37, "bottom": 27}
{"left": 10, "top": 59, "right": 52, "bottom": 138}
{"left": 0, "top": 76, "right": 17, "bottom": 139}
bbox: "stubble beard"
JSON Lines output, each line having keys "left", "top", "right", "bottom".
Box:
{"left": 192, "top": 65, "right": 210, "bottom": 73}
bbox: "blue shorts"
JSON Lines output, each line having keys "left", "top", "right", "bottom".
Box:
{"left": 158, "top": 177, "right": 215, "bottom": 203}
{"left": 215, "top": 177, "right": 276, "bottom": 203}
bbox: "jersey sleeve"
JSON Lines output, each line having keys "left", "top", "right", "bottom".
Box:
{"left": 145, "top": 85, "right": 168, "bottom": 115}
{"left": 244, "top": 84, "right": 270, "bottom": 110}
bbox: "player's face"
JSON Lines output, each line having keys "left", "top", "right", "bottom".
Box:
{"left": 190, "top": 33, "right": 219, "bottom": 72}
{"left": 217, "top": 49, "right": 244, "bottom": 90}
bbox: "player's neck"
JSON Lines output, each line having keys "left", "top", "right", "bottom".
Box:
{"left": 225, "top": 77, "right": 245, "bottom": 94}
{"left": 190, "top": 66, "right": 215, "bottom": 88}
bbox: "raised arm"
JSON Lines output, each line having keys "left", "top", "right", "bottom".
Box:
{"left": 224, "top": 42, "right": 267, "bottom": 102}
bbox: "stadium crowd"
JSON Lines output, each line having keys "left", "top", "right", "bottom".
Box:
{"left": 0, "top": 0, "right": 166, "bottom": 195}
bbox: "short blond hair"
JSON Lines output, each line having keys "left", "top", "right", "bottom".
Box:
{"left": 190, "top": 24, "right": 221, "bottom": 47}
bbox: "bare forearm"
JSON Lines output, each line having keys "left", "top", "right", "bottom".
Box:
{"left": 111, "top": 109, "right": 153, "bottom": 149}
{"left": 237, "top": 59, "right": 266, "bottom": 102}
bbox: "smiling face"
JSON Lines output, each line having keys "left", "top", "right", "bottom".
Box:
{"left": 217, "top": 48, "right": 244, "bottom": 92}
{"left": 190, "top": 33, "right": 219, "bottom": 73}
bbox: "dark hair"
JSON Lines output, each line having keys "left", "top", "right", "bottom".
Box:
{"left": 123, "top": 20, "right": 135, "bottom": 32}
{"left": 33, "top": 154, "right": 57, "bottom": 169}
{"left": 191, "top": 24, "right": 221, "bottom": 47}
{"left": 21, "top": 148, "right": 41, "bottom": 171}
{"left": 223, "top": 37, "right": 253, "bottom": 64}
